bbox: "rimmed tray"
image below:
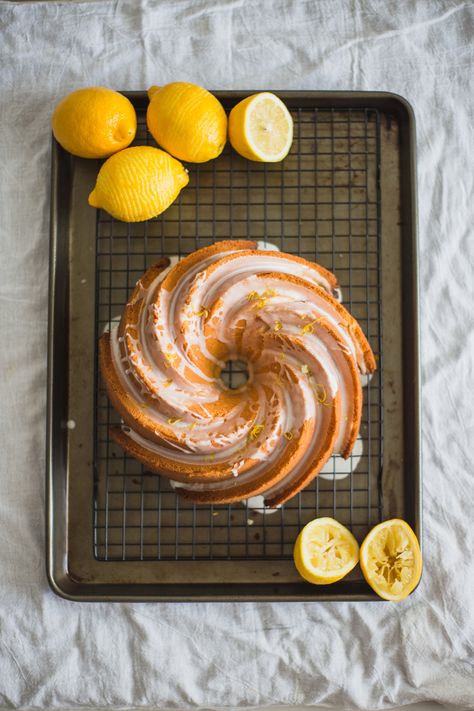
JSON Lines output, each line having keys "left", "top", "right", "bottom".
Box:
{"left": 46, "top": 91, "right": 420, "bottom": 601}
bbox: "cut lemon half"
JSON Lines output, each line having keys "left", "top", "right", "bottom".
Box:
{"left": 228, "top": 92, "right": 293, "bottom": 162}
{"left": 360, "top": 519, "right": 422, "bottom": 601}
{"left": 293, "top": 517, "right": 359, "bottom": 584}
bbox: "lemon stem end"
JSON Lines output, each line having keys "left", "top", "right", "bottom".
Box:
{"left": 88, "top": 188, "right": 99, "bottom": 208}
{"left": 147, "top": 86, "right": 161, "bottom": 101}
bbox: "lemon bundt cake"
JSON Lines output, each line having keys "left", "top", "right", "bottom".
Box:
{"left": 99, "top": 240, "right": 376, "bottom": 506}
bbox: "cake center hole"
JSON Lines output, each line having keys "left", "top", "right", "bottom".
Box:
{"left": 221, "top": 359, "right": 250, "bottom": 390}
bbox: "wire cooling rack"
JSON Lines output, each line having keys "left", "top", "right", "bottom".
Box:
{"left": 93, "top": 105, "right": 383, "bottom": 562}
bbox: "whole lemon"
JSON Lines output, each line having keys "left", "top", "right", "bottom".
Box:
{"left": 52, "top": 87, "right": 137, "bottom": 159}
{"left": 146, "top": 82, "right": 227, "bottom": 163}
{"left": 88, "top": 146, "right": 189, "bottom": 222}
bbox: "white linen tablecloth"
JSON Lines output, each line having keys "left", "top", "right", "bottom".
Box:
{"left": 1, "top": 0, "right": 473, "bottom": 708}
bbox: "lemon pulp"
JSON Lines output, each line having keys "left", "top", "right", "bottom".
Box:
{"left": 360, "top": 519, "right": 422, "bottom": 601}
{"left": 293, "top": 517, "right": 359, "bottom": 584}
{"left": 229, "top": 92, "right": 293, "bottom": 162}
{"left": 247, "top": 96, "right": 292, "bottom": 156}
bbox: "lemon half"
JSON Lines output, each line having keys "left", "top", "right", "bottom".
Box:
{"left": 360, "top": 519, "right": 422, "bottom": 601}
{"left": 228, "top": 92, "right": 293, "bottom": 162}
{"left": 293, "top": 517, "right": 359, "bottom": 584}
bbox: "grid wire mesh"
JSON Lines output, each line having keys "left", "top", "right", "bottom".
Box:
{"left": 93, "top": 104, "right": 383, "bottom": 562}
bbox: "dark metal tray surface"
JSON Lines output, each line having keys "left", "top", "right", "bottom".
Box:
{"left": 47, "top": 91, "right": 420, "bottom": 601}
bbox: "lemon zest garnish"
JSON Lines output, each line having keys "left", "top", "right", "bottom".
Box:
{"left": 300, "top": 321, "right": 316, "bottom": 335}
{"left": 312, "top": 383, "right": 334, "bottom": 408}
{"left": 164, "top": 352, "right": 177, "bottom": 366}
{"left": 247, "top": 288, "right": 278, "bottom": 310}
{"left": 284, "top": 431, "right": 293, "bottom": 441}
{"left": 339, "top": 320, "right": 356, "bottom": 335}
{"left": 248, "top": 423, "right": 265, "bottom": 441}
{"left": 167, "top": 417, "right": 182, "bottom": 425}
{"left": 194, "top": 307, "right": 209, "bottom": 319}
{"left": 274, "top": 320, "right": 283, "bottom": 332}
{"left": 315, "top": 384, "right": 327, "bottom": 404}
{"left": 300, "top": 318, "right": 324, "bottom": 335}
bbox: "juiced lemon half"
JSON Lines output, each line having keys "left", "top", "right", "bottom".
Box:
{"left": 228, "top": 92, "right": 293, "bottom": 162}
{"left": 360, "top": 519, "right": 422, "bottom": 601}
{"left": 293, "top": 517, "right": 359, "bottom": 584}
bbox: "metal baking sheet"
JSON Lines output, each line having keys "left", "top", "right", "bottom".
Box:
{"left": 46, "top": 91, "right": 420, "bottom": 601}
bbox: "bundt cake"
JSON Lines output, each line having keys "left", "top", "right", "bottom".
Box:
{"left": 99, "top": 240, "right": 376, "bottom": 506}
